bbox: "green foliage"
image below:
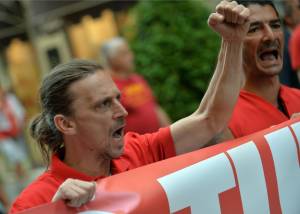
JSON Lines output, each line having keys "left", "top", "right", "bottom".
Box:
{"left": 130, "top": 0, "right": 220, "bottom": 121}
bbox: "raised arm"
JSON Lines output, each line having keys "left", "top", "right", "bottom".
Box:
{"left": 171, "top": 0, "right": 250, "bottom": 155}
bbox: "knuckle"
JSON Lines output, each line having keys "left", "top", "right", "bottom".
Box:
{"left": 230, "top": 1, "right": 237, "bottom": 6}
{"left": 216, "top": 6, "right": 224, "bottom": 14}
{"left": 225, "top": 5, "right": 232, "bottom": 10}
{"left": 232, "top": 5, "right": 242, "bottom": 12}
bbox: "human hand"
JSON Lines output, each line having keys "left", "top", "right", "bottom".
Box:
{"left": 208, "top": 0, "right": 250, "bottom": 42}
{"left": 52, "top": 178, "right": 96, "bottom": 208}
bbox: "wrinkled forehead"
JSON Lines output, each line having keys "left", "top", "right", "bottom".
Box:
{"left": 237, "top": 0, "right": 279, "bottom": 16}
{"left": 247, "top": 4, "right": 279, "bottom": 22}
{"left": 69, "top": 70, "right": 120, "bottom": 102}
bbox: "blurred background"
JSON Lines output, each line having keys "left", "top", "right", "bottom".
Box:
{"left": 0, "top": 0, "right": 290, "bottom": 212}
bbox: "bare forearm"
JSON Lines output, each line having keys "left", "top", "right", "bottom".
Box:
{"left": 196, "top": 40, "right": 244, "bottom": 133}
{"left": 170, "top": 0, "right": 249, "bottom": 155}
{"left": 171, "top": 41, "right": 244, "bottom": 154}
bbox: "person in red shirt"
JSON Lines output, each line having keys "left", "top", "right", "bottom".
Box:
{"left": 287, "top": 0, "right": 300, "bottom": 81}
{"left": 10, "top": 1, "right": 250, "bottom": 212}
{"left": 211, "top": 0, "right": 300, "bottom": 143}
{"left": 290, "top": 25, "right": 300, "bottom": 73}
{"left": 101, "top": 37, "right": 171, "bottom": 134}
{"left": 0, "top": 84, "right": 27, "bottom": 212}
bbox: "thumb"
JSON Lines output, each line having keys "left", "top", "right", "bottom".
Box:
{"left": 207, "top": 13, "right": 224, "bottom": 28}
{"left": 51, "top": 191, "right": 62, "bottom": 202}
{"left": 52, "top": 188, "right": 67, "bottom": 202}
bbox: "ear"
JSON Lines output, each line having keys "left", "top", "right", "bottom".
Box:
{"left": 53, "top": 114, "right": 76, "bottom": 135}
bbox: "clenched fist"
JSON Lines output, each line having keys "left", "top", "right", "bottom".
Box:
{"left": 208, "top": 0, "right": 250, "bottom": 42}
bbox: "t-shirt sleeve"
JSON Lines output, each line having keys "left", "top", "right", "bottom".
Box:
{"left": 122, "top": 127, "right": 176, "bottom": 168}
{"left": 9, "top": 199, "right": 29, "bottom": 214}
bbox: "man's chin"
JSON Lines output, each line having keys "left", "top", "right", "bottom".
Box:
{"left": 111, "top": 146, "right": 124, "bottom": 159}
{"left": 257, "top": 64, "right": 282, "bottom": 76}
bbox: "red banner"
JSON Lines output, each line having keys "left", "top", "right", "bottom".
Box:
{"left": 20, "top": 118, "right": 300, "bottom": 214}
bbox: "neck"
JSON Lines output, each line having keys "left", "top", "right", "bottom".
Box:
{"left": 63, "top": 143, "right": 111, "bottom": 177}
{"left": 243, "top": 75, "right": 280, "bottom": 106}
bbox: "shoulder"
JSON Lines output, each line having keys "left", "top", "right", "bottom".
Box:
{"left": 10, "top": 171, "right": 60, "bottom": 213}
{"left": 125, "top": 127, "right": 172, "bottom": 146}
{"left": 281, "top": 85, "right": 300, "bottom": 96}
{"left": 123, "top": 127, "right": 174, "bottom": 160}
{"left": 131, "top": 74, "right": 148, "bottom": 83}
{"left": 229, "top": 91, "right": 261, "bottom": 136}
{"left": 232, "top": 91, "right": 257, "bottom": 112}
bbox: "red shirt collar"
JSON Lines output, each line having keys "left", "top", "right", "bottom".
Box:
{"left": 50, "top": 154, "right": 130, "bottom": 181}
{"left": 50, "top": 154, "right": 105, "bottom": 181}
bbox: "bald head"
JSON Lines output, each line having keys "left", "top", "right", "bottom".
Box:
{"left": 100, "top": 37, "right": 135, "bottom": 74}
{"left": 101, "top": 37, "right": 127, "bottom": 67}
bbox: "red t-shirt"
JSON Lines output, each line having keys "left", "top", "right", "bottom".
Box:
{"left": 10, "top": 127, "right": 175, "bottom": 213}
{"left": 229, "top": 85, "right": 300, "bottom": 138}
{"left": 289, "top": 25, "right": 300, "bottom": 70}
{"left": 113, "top": 74, "right": 160, "bottom": 134}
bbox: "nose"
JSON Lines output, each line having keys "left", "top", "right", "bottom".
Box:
{"left": 112, "top": 99, "right": 128, "bottom": 119}
{"left": 262, "top": 24, "right": 275, "bottom": 41}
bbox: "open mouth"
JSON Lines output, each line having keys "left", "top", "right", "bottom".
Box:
{"left": 259, "top": 49, "right": 278, "bottom": 61}
{"left": 112, "top": 127, "right": 124, "bottom": 139}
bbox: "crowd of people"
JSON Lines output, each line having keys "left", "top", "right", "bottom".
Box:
{"left": 0, "top": 84, "right": 28, "bottom": 213}
{"left": 0, "top": 0, "right": 299, "bottom": 213}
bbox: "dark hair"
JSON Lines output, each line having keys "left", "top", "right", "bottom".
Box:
{"left": 30, "top": 59, "right": 103, "bottom": 164}
{"left": 237, "top": 0, "right": 279, "bottom": 16}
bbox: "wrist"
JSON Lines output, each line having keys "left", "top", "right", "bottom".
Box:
{"left": 221, "top": 38, "right": 244, "bottom": 47}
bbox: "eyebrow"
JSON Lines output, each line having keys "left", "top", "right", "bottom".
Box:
{"left": 93, "top": 91, "right": 121, "bottom": 107}
{"left": 269, "top": 19, "right": 281, "bottom": 24}
{"left": 249, "top": 21, "right": 260, "bottom": 27}
{"left": 93, "top": 96, "right": 110, "bottom": 108}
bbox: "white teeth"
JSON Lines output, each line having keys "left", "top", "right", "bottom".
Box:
{"left": 262, "top": 54, "right": 276, "bottom": 61}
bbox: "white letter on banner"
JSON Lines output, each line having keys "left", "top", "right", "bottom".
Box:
{"left": 157, "top": 153, "right": 235, "bottom": 214}
{"left": 265, "top": 125, "right": 300, "bottom": 214}
{"left": 227, "top": 142, "right": 270, "bottom": 214}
